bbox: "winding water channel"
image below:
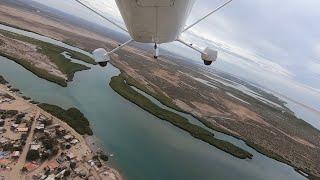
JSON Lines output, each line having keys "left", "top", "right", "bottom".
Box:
{"left": 0, "top": 24, "right": 305, "bottom": 180}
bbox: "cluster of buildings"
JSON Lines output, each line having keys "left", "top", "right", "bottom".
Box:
{"left": 25, "top": 114, "right": 106, "bottom": 179}
{"left": 23, "top": 115, "right": 79, "bottom": 171}
{"left": 0, "top": 110, "right": 34, "bottom": 172}
{"left": 10, "top": 114, "right": 32, "bottom": 133}
{"left": 0, "top": 90, "right": 118, "bottom": 180}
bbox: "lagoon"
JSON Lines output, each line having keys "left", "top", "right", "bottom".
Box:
{"left": 0, "top": 24, "right": 305, "bottom": 180}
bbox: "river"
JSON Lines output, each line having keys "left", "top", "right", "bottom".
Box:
{"left": 0, "top": 24, "right": 305, "bottom": 180}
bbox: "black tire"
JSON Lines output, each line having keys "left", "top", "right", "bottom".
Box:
{"left": 98, "top": 61, "right": 108, "bottom": 67}
{"left": 203, "top": 60, "right": 212, "bottom": 65}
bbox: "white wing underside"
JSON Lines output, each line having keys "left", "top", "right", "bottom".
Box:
{"left": 115, "top": 0, "right": 196, "bottom": 43}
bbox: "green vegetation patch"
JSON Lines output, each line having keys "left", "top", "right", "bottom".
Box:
{"left": 125, "top": 75, "right": 183, "bottom": 112}
{"left": 99, "top": 154, "right": 109, "bottom": 162}
{"left": 110, "top": 73, "right": 253, "bottom": 159}
{"left": 0, "top": 75, "right": 8, "bottom": 84}
{"left": 26, "top": 149, "right": 40, "bottom": 161}
{"left": 67, "top": 50, "right": 96, "bottom": 65}
{"left": 38, "top": 103, "right": 93, "bottom": 136}
{"left": 37, "top": 42, "right": 91, "bottom": 81}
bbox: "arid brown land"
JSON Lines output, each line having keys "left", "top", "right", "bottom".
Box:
{"left": 0, "top": 2, "right": 319, "bottom": 178}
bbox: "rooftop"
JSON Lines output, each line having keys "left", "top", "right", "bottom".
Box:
{"left": 16, "top": 127, "right": 29, "bottom": 132}
{"left": 30, "top": 144, "right": 41, "bottom": 151}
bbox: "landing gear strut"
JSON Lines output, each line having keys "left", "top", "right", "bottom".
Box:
{"left": 154, "top": 43, "right": 159, "bottom": 59}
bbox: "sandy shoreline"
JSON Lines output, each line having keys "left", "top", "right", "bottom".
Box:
{"left": 0, "top": 82, "right": 122, "bottom": 180}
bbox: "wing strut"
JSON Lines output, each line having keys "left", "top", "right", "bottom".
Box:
{"left": 176, "top": 38, "right": 203, "bottom": 54}
{"left": 182, "top": 0, "right": 233, "bottom": 32}
{"left": 109, "top": 39, "right": 134, "bottom": 54}
{"left": 74, "top": 0, "right": 128, "bottom": 33}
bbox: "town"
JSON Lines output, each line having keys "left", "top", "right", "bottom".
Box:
{"left": 0, "top": 84, "right": 121, "bottom": 180}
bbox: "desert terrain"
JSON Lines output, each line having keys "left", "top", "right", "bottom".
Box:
{"left": 0, "top": 1, "right": 319, "bottom": 178}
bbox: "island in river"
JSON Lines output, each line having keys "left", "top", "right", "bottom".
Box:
{"left": 0, "top": 28, "right": 95, "bottom": 87}
{"left": 0, "top": 0, "right": 320, "bottom": 179}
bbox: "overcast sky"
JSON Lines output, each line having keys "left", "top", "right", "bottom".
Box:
{"left": 32, "top": 0, "right": 320, "bottom": 110}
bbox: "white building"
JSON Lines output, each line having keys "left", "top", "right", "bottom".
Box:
{"left": 30, "top": 144, "right": 41, "bottom": 151}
